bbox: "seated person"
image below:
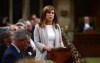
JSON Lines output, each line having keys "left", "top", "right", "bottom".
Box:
{"left": 76, "top": 16, "right": 96, "bottom": 32}
{"left": 0, "top": 31, "right": 12, "bottom": 63}
{"left": 2, "top": 29, "right": 31, "bottom": 63}
{"left": 16, "top": 19, "right": 36, "bottom": 58}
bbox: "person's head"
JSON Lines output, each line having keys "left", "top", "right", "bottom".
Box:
{"left": 12, "top": 29, "right": 31, "bottom": 52}
{"left": 25, "top": 20, "right": 32, "bottom": 31}
{"left": 6, "top": 27, "right": 15, "bottom": 38}
{"left": 31, "top": 14, "right": 38, "bottom": 26}
{"left": 10, "top": 24, "right": 18, "bottom": 31}
{"left": 16, "top": 19, "right": 27, "bottom": 30}
{"left": 31, "top": 14, "right": 37, "bottom": 21}
{"left": 83, "top": 16, "right": 90, "bottom": 23}
{"left": 40, "top": 5, "right": 58, "bottom": 27}
{"left": 0, "top": 31, "right": 12, "bottom": 46}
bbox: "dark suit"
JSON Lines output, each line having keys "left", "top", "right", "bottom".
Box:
{"left": 0, "top": 43, "right": 8, "bottom": 63}
{"left": 76, "top": 21, "right": 96, "bottom": 32}
{"left": 2, "top": 44, "right": 23, "bottom": 63}
{"left": 27, "top": 25, "right": 35, "bottom": 41}
{"left": 22, "top": 47, "right": 36, "bottom": 58}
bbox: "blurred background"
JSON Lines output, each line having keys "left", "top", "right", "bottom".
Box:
{"left": 0, "top": 0, "right": 100, "bottom": 44}
{"left": 0, "top": 0, "right": 100, "bottom": 63}
{"left": 0, "top": 0, "right": 100, "bottom": 31}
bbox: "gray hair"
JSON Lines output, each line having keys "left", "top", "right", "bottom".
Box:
{"left": 25, "top": 20, "right": 32, "bottom": 26}
{"left": 0, "top": 26, "right": 11, "bottom": 31}
{"left": 12, "top": 29, "right": 31, "bottom": 41}
{"left": 16, "top": 19, "right": 27, "bottom": 26}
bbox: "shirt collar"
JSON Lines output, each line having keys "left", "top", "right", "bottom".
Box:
{"left": 11, "top": 43, "right": 20, "bottom": 53}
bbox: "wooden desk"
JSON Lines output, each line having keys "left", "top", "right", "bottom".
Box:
{"left": 83, "top": 29, "right": 96, "bottom": 34}
{"left": 47, "top": 48, "right": 72, "bottom": 63}
{"left": 73, "top": 33, "right": 100, "bottom": 57}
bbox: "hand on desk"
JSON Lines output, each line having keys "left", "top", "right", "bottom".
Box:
{"left": 44, "top": 45, "right": 52, "bottom": 51}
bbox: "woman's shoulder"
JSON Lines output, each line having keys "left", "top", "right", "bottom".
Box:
{"left": 56, "top": 24, "right": 59, "bottom": 26}
{"left": 55, "top": 24, "right": 60, "bottom": 29}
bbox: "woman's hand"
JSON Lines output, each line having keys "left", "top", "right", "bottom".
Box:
{"left": 43, "top": 45, "right": 52, "bottom": 51}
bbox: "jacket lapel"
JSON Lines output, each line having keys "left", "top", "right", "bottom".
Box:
{"left": 39, "top": 28, "right": 48, "bottom": 45}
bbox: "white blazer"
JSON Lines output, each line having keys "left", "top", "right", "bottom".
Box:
{"left": 34, "top": 24, "right": 64, "bottom": 60}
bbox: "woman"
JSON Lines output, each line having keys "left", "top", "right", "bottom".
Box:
{"left": 34, "top": 5, "right": 64, "bottom": 61}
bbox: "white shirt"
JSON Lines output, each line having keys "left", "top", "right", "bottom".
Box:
{"left": 84, "top": 23, "right": 91, "bottom": 30}
{"left": 45, "top": 25, "right": 55, "bottom": 48}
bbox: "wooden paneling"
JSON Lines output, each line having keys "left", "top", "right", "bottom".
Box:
{"left": 92, "top": 0, "right": 100, "bottom": 32}
{"left": 74, "top": 0, "right": 100, "bottom": 32}
{"left": 73, "top": 33, "right": 100, "bottom": 57}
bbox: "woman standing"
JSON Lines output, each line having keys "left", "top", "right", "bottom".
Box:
{"left": 34, "top": 5, "right": 64, "bottom": 61}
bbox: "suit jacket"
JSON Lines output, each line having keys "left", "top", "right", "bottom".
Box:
{"left": 27, "top": 25, "right": 35, "bottom": 41}
{"left": 34, "top": 24, "right": 64, "bottom": 60}
{"left": 22, "top": 47, "right": 36, "bottom": 58}
{"left": 0, "top": 43, "right": 8, "bottom": 63}
{"left": 2, "top": 44, "right": 23, "bottom": 63}
{"left": 76, "top": 21, "right": 96, "bottom": 32}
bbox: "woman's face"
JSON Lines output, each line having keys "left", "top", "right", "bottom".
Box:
{"left": 46, "top": 10, "right": 55, "bottom": 22}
